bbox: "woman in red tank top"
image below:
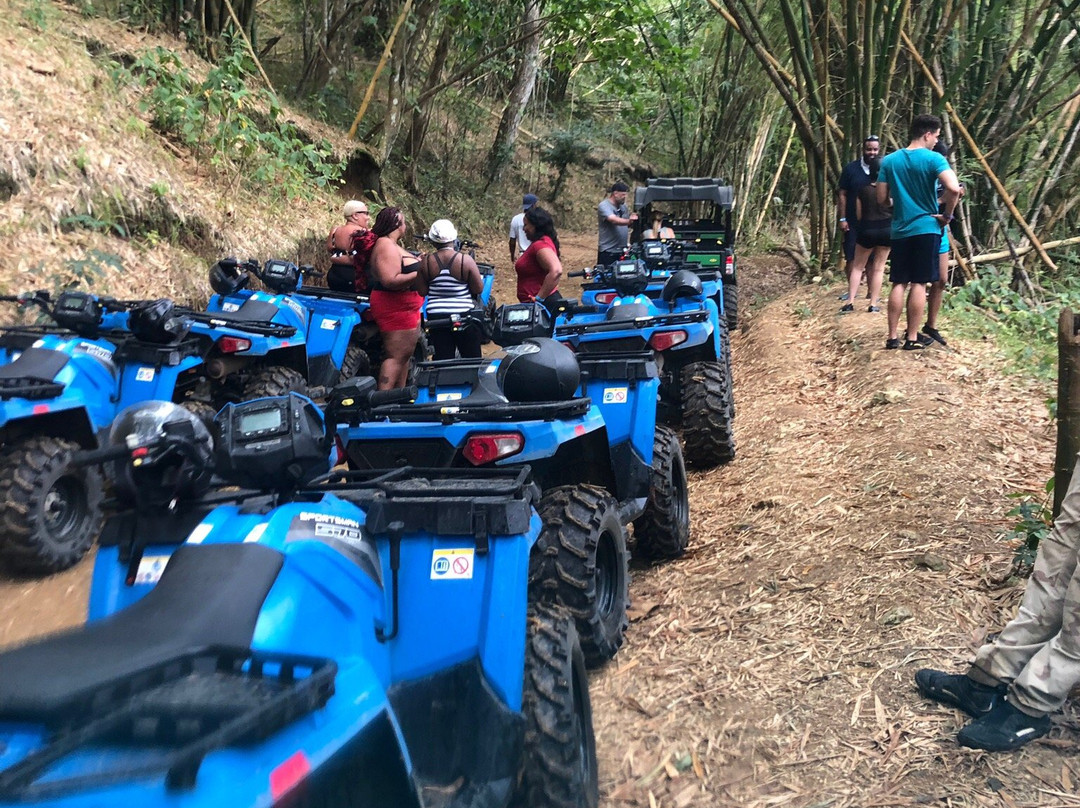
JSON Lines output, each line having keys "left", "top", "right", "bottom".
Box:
{"left": 353, "top": 207, "right": 422, "bottom": 389}
{"left": 513, "top": 206, "right": 563, "bottom": 303}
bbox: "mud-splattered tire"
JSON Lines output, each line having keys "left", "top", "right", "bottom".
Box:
{"left": 531, "top": 485, "right": 629, "bottom": 668}
{"left": 514, "top": 602, "right": 599, "bottom": 808}
{"left": 243, "top": 366, "right": 309, "bottom": 399}
{"left": 0, "top": 436, "right": 103, "bottom": 574}
{"left": 180, "top": 400, "right": 218, "bottom": 431}
{"left": 338, "top": 345, "right": 371, "bottom": 383}
{"left": 633, "top": 425, "right": 690, "bottom": 560}
{"left": 724, "top": 280, "right": 738, "bottom": 331}
{"left": 717, "top": 317, "right": 735, "bottom": 419}
{"left": 681, "top": 361, "right": 735, "bottom": 467}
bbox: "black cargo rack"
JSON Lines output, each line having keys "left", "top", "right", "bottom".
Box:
{"left": 413, "top": 358, "right": 488, "bottom": 393}
{"left": 183, "top": 310, "right": 298, "bottom": 338}
{"left": 111, "top": 336, "right": 206, "bottom": 367}
{"left": 372, "top": 396, "right": 591, "bottom": 424}
{"left": 0, "top": 645, "right": 336, "bottom": 801}
{"left": 295, "top": 286, "right": 371, "bottom": 305}
{"left": 314, "top": 466, "right": 540, "bottom": 549}
{"left": 555, "top": 309, "right": 709, "bottom": 336}
{"left": 577, "top": 351, "right": 658, "bottom": 382}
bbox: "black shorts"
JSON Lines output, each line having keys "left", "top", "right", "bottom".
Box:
{"left": 855, "top": 226, "right": 891, "bottom": 250}
{"left": 889, "top": 233, "right": 941, "bottom": 285}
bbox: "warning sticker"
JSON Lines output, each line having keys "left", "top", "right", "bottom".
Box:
{"left": 135, "top": 367, "right": 155, "bottom": 382}
{"left": 221, "top": 302, "right": 241, "bottom": 313}
{"left": 602, "top": 386, "right": 628, "bottom": 404}
{"left": 134, "top": 554, "right": 171, "bottom": 585}
{"left": 435, "top": 392, "right": 463, "bottom": 402}
{"left": 430, "top": 548, "right": 474, "bottom": 580}
{"left": 320, "top": 318, "right": 338, "bottom": 330}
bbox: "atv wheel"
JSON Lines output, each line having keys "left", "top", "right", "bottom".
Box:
{"left": 180, "top": 400, "right": 218, "bottom": 431}
{"left": 724, "top": 279, "right": 738, "bottom": 331}
{"left": 633, "top": 425, "right": 690, "bottom": 559}
{"left": 0, "top": 436, "right": 104, "bottom": 574}
{"left": 531, "top": 485, "right": 629, "bottom": 667}
{"left": 717, "top": 317, "right": 735, "bottom": 419}
{"left": 680, "top": 361, "right": 735, "bottom": 467}
{"left": 338, "top": 345, "right": 372, "bottom": 383}
{"left": 515, "top": 602, "right": 599, "bottom": 808}
{"left": 243, "top": 366, "right": 309, "bottom": 399}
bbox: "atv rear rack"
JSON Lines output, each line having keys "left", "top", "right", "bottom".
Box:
{"left": 0, "top": 645, "right": 336, "bottom": 801}
{"left": 112, "top": 336, "right": 206, "bottom": 368}
{"left": 296, "top": 285, "right": 371, "bottom": 305}
{"left": 183, "top": 310, "right": 298, "bottom": 338}
{"left": 555, "top": 309, "right": 709, "bottom": 336}
{"left": 373, "top": 396, "right": 591, "bottom": 424}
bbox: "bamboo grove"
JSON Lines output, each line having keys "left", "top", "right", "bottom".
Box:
{"left": 121, "top": 0, "right": 1080, "bottom": 281}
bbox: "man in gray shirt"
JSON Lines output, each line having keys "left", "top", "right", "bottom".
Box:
{"left": 597, "top": 181, "right": 638, "bottom": 267}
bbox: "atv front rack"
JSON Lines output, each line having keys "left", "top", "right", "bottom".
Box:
{"left": 183, "top": 310, "right": 298, "bottom": 338}
{"left": 0, "top": 645, "right": 336, "bottom": 800}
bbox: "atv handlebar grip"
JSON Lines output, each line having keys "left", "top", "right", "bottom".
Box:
{"left": 568, "top": 270, "right": 589, "bottom": 278}
{"left": 368, "top": 386, "right": 417, "bottom": 408}
{"left": 72, "top": 443, "right": 132, "bottom": 467}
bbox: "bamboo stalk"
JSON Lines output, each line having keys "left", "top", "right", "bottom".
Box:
{"left": 960, "top": 234, "right": 1080, "bottom": 266}
{"left": 347, "top": 0, "right": 414, "bottom": 140}
{"left": 752, "top": 123, "right": 796, "bottom": 235}
{"left": 222, "top": 0, "right": 275, "bottom": 94}
{"left": 900, "top": 29, "right": 1058, "bottom": 273}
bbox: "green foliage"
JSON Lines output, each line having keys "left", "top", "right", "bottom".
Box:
{"left": 1004, "top": 477, "right": 1054, "bottom": 570}
{"left": 945, "top": 266, "right": 1080, "bottom": 380}
{"left": 113, "top": 42, "right": 343, "bottom": 199}
{"left": 46, "top": 250, "right": 124, "bottom": 292}
{"left": 60, "top": 212, "right": 127, "bottom": 238}
{"left": 21, "top": 0, "right": 54, "bottom": 30}
{"left": 541, "top": 125, "right": 593, "bottom": 200}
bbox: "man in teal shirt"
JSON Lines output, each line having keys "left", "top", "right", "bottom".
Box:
{"left": 877, "top": 114, "right": 961, "bottom": 350}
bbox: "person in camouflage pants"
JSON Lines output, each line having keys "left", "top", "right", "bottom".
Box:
{"left": 915, "top": 458, "right": 1080, "bottom": 751}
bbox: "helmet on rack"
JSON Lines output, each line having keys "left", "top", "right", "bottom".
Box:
{"left": 106, "top": 401, "right": 215, "bottom": 506}
{"left": 128, "top": 298, "right": 189, "bottom": 344}
{"left": 209, "top": 258, "right": 250, "bottom": 297}
{"left": 661, "top": 269, "right": 703, "bottom": 303}
{"left": 497, "top": 337, "right": 580, "bottom": 402}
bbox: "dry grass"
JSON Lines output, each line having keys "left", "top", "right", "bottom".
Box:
{"left": 588, "top": 270, "right": 1079, "bottom": 807}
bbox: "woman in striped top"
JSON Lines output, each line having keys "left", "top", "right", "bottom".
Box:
{"left": 415, "top": 219, "right": 485, "bottom": 360}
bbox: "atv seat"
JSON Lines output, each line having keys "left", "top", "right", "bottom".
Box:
{"left": 0, "top": 543, "right": 284, "bottom": 725}
{"left": 201, "top": 299, "right": 283, "bottom": 324}
{"left": 0, "top": 347, "right": 70, "bottom": 400}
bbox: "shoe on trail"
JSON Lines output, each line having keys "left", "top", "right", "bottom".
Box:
{"left": 838, "top": 292, "right": 850, "bottom": 301}
{"left": 914, "top": 669, "right": 1004, "bottom": 717}
{"left": 885, "top": 338, "right": 901, "bottom": 350}
{"left": 922, "top": 325, "right": 948, "bottom": 346}
{"left": 867, "top": 305, "right": 880, "bottom": 313}
{"left": 956, "top": 699, "right": 1051, "bottom": 752}
{"left": 916, "top": 332, "right": 934, "bottom": 347}
{"left": 840, "top": 303, "right": 854, "bottom": 313}
{"left": 902, "top": 339, "right": 925, "bottom": 351}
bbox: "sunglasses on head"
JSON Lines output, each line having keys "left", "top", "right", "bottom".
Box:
{"left": 865, "top": 135, "right": 880, "bottom": 142}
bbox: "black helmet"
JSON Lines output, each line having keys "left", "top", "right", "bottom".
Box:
{"left": 128, "top": 298, "right": 189, "bottom": 344}
{"left": 604, "top": 302, "right": 651, "bottom": 322}
{"left": 497, "top": 337, "right": 580, "bottom": 402}
{"left": 106, "top": 401, "right": 215, "bottom": 506}
{"left": 209, "top": 258, "right": 250, "bottom": 296}
{"left": 662, "top": 269, "right": 703, "bottom": 303}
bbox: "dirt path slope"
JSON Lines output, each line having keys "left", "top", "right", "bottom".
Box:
{"left": 591, "top": 270, "right": 1079, "bottom": 806}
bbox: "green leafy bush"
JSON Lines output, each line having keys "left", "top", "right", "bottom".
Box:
{"left": 1004, "top": 478, "right": 1054, "bottom": 570}
{"left": 113, "top": 43, "right": 343, "bottom": 199}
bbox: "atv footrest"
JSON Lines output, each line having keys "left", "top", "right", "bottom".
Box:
{"left": 0, "top": 646, "right": 336, "bottom": 801}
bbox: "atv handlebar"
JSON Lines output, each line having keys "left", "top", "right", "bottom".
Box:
{"left": 72, "top": 442, "right": 134, "bottom": 467}
{"left": 0, "top": 290, "right": 52, "bottom": 312}
{"left": 368, "top": 385, "right": 418, "bottom": 409}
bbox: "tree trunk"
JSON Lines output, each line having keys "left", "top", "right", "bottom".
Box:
{"left": 485, "top": 0, "right": 542, "bottom": 187}
{"left": 404, "top": 20, "right": 454, "bottom": 191}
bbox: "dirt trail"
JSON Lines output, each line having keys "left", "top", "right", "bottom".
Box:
{"left": 1, "top": 249, "right": 1076, "bottom": 806}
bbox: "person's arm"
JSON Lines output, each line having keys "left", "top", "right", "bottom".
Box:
{"left": 605, "top": 211, "right": 638, "bottom": 226}
{"left": 934, "top": 169, "right": 961, "bottom": 225}
{"left": 837, "top": 188, "right": 849, "bottom": 232}
{"left": 462, "top": 255, "right": 484, "bottom": 297}
{"left": 876, "top": 181, "right": 889, "bottom": 207}
{"left": 327, "top": 226, "right": 337, "bottom": 252}
{"left": 509, "top": 238, "right": 517, "bottom": 263}
{"left": 532, "top": 247, "right": 563, "bottom": 300}
{"left": 412, "top": 255, "right": 431, "bottom": 296}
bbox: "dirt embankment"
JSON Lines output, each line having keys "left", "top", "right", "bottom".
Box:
{"left": 1, "top": 252, "right": 1077, "bottom": 807}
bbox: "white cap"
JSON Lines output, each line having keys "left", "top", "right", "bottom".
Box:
{"left": 427, "top": 219, "right": 458, "bottom": 244}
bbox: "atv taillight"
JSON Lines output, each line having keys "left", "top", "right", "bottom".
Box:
{"left": 724, "top": 255, "right": 734, "bottom": 276}
{"left": 270, "top": 751, "right": 311, "bottom": 801}
{"left": 594, "top": 292, "right": 617, "bottom": 305}
{"left": 462, "top": 432, "right": 524, "bottom": 465}
{"left": 649, "top": 330, "right": 688, "bottom": 351}
{"left": 218, "top": 336, "right": 252, "bottom": 353}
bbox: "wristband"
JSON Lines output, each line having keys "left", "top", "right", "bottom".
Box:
{"left": 839, "top": 218, "right": 847, "bottom": 222}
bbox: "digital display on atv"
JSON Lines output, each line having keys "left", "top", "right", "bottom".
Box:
{"left": 507, "top": 308, "right": 533, "bottom": 323}
{"left": 615, "top": 260, "right": 639, "bottom": 276}
{"left": 239, "top": 407, "right": 283, "bottom": 436}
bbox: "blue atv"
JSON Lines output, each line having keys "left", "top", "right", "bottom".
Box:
{"left": 0, "top": 385, "right": 598, "bottom": 807}
{"left": 555, "top": 259, "right": 735, "bottom": 467}
{"left": 0, "top": 291, "right": 215, "bottom": 574}
{"left": 632, "top": 176, "right": 739, "bottom": 330}
{"left": 339, "top": 321, "right": 691, "bottom": 665}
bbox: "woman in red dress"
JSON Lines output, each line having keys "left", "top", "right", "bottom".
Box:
{"left": 354, "top": 207, "right": 422, "bottom": 389}
{"left": 513, "top": 206, "right": 563, "bottom": 303}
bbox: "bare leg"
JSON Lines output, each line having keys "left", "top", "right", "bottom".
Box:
{"left": 378, "top": 328, "right": 420, "bottom": 390}
{"left": 905, "top": 284, "right": 927, "bottom": 342}
{"left": 867, "top": 247, "right": 889, "bottom": 307}
{"left": 925, "top": 251, "right": 948, "bottom": 329}
{"left": 847, "top": 244, "right": 872, "bottom": 306}
{"left": 887, "top": 282, "right": 907, "bottom": 340}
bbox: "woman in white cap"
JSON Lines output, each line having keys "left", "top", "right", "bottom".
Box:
{"left": 415, "top": 219, "right": 484, "bottom": 360}
{"left": 326, "top": 200, "right": 370, "bottom": 291}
